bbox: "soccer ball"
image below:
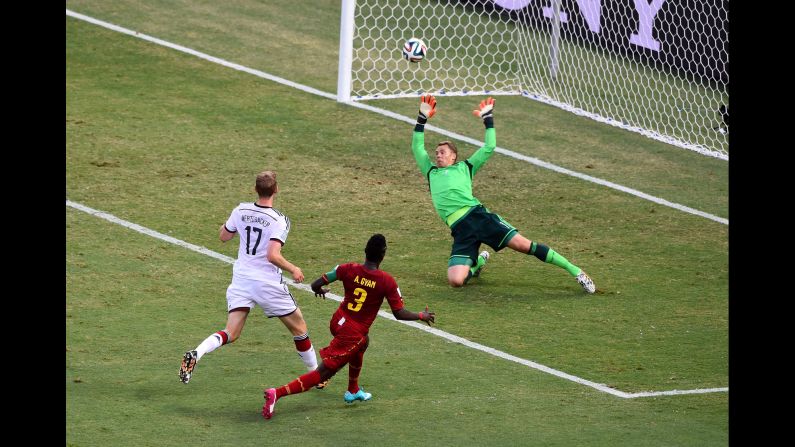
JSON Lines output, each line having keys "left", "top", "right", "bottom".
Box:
{"left": 402, "top": 38, "right": 427, "bottom": 63}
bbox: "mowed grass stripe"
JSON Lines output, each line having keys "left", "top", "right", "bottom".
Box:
{"left": 67, "top": 6, "right": 727, "bottom": 444}
{"left": 66, "top": 14, "right": 726, "bottom": 393}
{"left": 66, "top": 8, "right": 727, "bottom": 225}
{"left": 67, "top": 207, "right": 727, "bottom": 445}
{"left": 67, "top": 199, "right": 727, "bottom": 398}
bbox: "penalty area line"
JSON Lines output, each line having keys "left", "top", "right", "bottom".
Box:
{"left": 67, "top": 199, "right": 727, "bottom": 399}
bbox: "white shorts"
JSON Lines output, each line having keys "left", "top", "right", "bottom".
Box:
{"left": 226, "top": 276, "right": 298, "bottom": 318}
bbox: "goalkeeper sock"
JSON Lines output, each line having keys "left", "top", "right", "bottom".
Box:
{"left": 276, "top": 369, "right": 322, "bottom": 399}
{"left": 528, "top": 242, "right": 580, "bottom": 276}
{"left": 469, "top": 253, "right": 487, "bottom": 275}
{"left": 460, "top": 257, "right": 477, "bottom": 284}
{"left": 195, "top": 330, "right": 229, "bottom": 361}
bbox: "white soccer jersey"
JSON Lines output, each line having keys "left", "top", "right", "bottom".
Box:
{"left": 224, "top": 203, "right": 291, "bottom": 283}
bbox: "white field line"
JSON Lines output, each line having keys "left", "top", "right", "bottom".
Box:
{"left": 66, "top": 9, "right": 728, "bottom": 227}
{"left": 65, "top": 10, "right": 336, "bottom": 102}
{"left": 67, "top": 200, "right": 727, "bottom": 399}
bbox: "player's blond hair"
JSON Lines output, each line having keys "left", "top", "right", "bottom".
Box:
{"left": 255, "top": 170, "right": 278, "bottom": 198}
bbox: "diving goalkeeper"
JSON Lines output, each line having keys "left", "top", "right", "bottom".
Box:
{"left": 411, "top": 95, "right": 596, "bottom": 293}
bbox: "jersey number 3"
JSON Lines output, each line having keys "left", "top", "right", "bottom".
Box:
{"left": 347, "top": 288, "right": 368, "bottom": 312}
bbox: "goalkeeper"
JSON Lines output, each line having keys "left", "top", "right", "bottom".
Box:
{"left": 411, "top": 94, "right": 595, "bottom": 293}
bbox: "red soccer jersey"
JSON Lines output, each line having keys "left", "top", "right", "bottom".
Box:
{"left": 333, "top": 263, "right": 404, "bottom": 330}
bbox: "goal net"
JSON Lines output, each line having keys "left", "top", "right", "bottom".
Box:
{"left": 338, "top": 0, "right": 729, "bottom": 160}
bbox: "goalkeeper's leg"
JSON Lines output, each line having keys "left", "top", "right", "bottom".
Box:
{"left": 446, "top": 235, "right": 482, "bottom": 287}
{"left": 506, "top": 233, "right": 596, "bottom": 293}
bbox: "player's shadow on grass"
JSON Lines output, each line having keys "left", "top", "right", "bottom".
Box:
{"left": 449, "top": 281, "right": 588, "bottom": 303}
{"left": 154, "top": 381, "right": 364, "bottom": 423}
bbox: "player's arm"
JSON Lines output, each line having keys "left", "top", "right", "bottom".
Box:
{"left": 310, "top": 266, "right": 339, "bottom": 298}
{"left": 412, "top": 94, "right": 437, "bottom": 175}
{"left": 385, "top": 278, "right": 435, "bottom": 325}
{"left": 393, "top": 305, "right": 435, "bottom": 326}
{"left": 467, "top": 97, "right": 497, "bottom": 174}
{"left": 220, "top": 209, "right": 238, "bottom": 242}
{"left": 219, "top": 224, "right": 236, "bottom": 242}
{"left": 266, "top": 239, "right": 304, "bottom": 283}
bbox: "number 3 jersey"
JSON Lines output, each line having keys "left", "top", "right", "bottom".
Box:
{"left": 328, "top": 263, "right": 405, "bottom": 330}
{"left": 224, "top": 203, "right": 290, "bottom": 283}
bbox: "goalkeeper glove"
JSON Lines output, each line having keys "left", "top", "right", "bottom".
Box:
{"left": 472, "top": 97, "right": 495, "bottom": 127}
{"left": 417, "top": 94, "right": 437, "bottom": 125}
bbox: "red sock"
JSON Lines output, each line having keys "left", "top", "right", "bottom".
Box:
{"left": 276, "top": 369, "right": 321, "bottom": 399}
{"left": 347, "top": 350, "right": 364, "bottom": 393}
{"left": 293, "top": 335, "right": 312, "bottom": 352}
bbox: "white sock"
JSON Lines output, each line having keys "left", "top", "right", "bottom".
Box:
{"left": 195, "top": 331, "right": 226, "bottom": 361}
{"left": 297, "top": 345, "right": 318, "bottom": 371}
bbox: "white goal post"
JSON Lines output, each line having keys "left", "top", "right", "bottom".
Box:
{"left": 337, "top": 0, "right": 729, "bottom": 160}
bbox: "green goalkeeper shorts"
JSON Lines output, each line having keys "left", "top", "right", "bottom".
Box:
{"left": 448, "top": 205, "right": 517, "bottom": 267}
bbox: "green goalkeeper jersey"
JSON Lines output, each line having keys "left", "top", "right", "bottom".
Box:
{"left": 412, "top": 127, "right": 496, "bottom": 225}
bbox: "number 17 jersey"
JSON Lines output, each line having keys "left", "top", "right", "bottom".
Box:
{"left": 224, "top": 202, "right": 290, "bottom": 283}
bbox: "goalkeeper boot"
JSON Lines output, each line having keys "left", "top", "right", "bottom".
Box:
{"left": 179, "top": 350, "right": 197, "bottom": 384}
{"left": 262, "top": 388, "right": 277, "bottom": 419}
{"left": 576, "top": 271, "right": 596, "bottom": 294}
{"left": 472, "top": 251, "right": 490, "bottom": 277}
{"left": 343, "top": 388, "right": 372, "bottom": 404}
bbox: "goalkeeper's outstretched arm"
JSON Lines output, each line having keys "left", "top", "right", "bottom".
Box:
{"left": 468, "top": 97, "right": 497, "bottom": 173}
{"left": 415, "top": 94, "right": 436, "bottom": 130}
{"left": 472, "top": 96, "right": 495, "bottom": 128}
{"left": 412, "top": 94, "right": 437, "bottom": 175}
